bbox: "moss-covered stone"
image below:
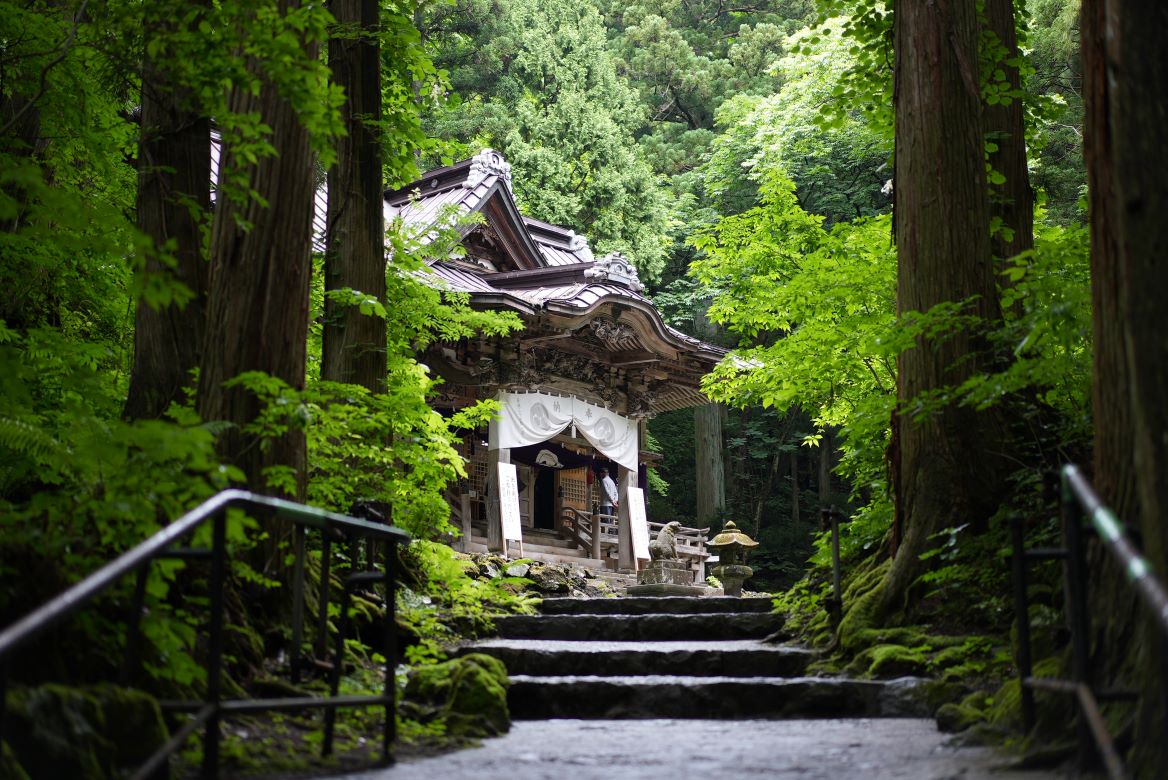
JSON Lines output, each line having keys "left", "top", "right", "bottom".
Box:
{"left": 914, "top": 679, "right": 968, "bottom": 714}
{"left": 936, "top": 702, "right": 976, "bottom": 732}
{"left": 404, "top": 652, "right": 511, "bottom": 739}
{"left": 4, "top": 683, "right": 168, "bottom": 779}
{"left": 851, "top": 627, "right": 932, "bottom": 650}
{"left": 87, "top": 683, "right": 168, "bottom": 769}
{"left": 848, "top": 643, "right": 931, "bottom": 678}
{"left": 837, "top": 577, "right": 887, "bottom": 652}
{"left": 936, "top": 691, "right": 991, "bottom": 733}
{"left": 5, "top": 684, "right": 112, "bottom": 779}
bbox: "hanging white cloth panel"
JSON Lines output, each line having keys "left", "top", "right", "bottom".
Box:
{"left": 489, "top": 391, "right": 639, "bottom": 472}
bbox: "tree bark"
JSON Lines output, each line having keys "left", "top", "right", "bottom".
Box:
{"left": 818, "top": 427, "right": 832, "bottom": 505}
{"left": 694, "top": 402, "right": 725, "bottom": 524}
{"left": 197, "top": 0, "right": 316, "bottom": 518}
{"left": 1081, "top": 0, "right": 1168, "bottom": 771}
{"left": 125, "top": 1, "right": 211, "bottom": 420}
{"left": 322, "top": 0, "right": 387, "bottom": 390}
{"left": 789, "top": 446, "right": 800, "bottom": 527}
{"left": 982, "top": 0, "right": 1033, "bottom": 268}
{"left": 885, "top": 0, "right": 1008, "bottom": 616}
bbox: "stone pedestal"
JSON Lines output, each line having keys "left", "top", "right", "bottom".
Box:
{"left": 625, "top": 558, "right": 706, "bottom": 597}
{"left": 711, "top": 563, "right": 753, "bottom": 598}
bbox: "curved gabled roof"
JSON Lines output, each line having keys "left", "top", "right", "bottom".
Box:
{"left": 387, "top": 149, "right": 727, "bottom": 367}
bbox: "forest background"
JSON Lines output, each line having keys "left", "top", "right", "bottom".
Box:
{"left": 9, "top": 0, "right": 1167, "bottom": 774}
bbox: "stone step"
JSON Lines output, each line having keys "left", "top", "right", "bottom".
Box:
{"left": 460, "top": 639, "right": 812, "bottom": 678}
{"left": 536, "top": 596, "right": 772, "bottom": 616}
{"left": 506, "top": 675, "right": 928, "bottom": 720}
{"left": 493, "top": 612, "right": 783, "bottom": 641}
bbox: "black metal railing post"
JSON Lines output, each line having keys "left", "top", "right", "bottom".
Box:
{"left": 820, "top": 506, "right": 844, "bottom": 626}
{"left": 290, "top": 523, "right": 307, "bottom": 683}
{"left": 202, "top": 510, "right": 228, "bottom": 779}
{"left": 1061, "top": 472, "right": 1093, "bottom": 768}
{"left": 1009, "top": 514, "right": 1036, "bottom": 733}
{"left": 121, "top": 565, "right": 150, "bottom": 687}
{"left": 383, "top": 536, "right": 398, "bottom": 764}
{"left": 316, "top": 534, "right": 333, "bottom": 659}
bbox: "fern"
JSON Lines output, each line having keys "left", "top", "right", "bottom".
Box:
{"left": 0, "top": 416, "right": 67, "bottom": 466}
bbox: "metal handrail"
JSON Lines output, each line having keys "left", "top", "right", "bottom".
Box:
{"left": 1011, "top": 464, "right": 1168, "bottom": 779}
{"left": 0, "top": 488, "right": 410, "bottom": 779}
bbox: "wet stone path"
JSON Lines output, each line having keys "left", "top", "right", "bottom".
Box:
{"left": 356, "top": 595, "right": 1067, "bottom": 778}
{"left": 355, "top": 718, "right": 1067, "bottom": 780}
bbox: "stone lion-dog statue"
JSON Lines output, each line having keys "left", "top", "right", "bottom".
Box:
{"left": 649, "top": 520, "right": 682, "bottom": 561}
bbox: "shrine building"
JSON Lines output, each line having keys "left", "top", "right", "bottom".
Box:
{"left": 385, "top": 150, "right": 725, "bottom": 575}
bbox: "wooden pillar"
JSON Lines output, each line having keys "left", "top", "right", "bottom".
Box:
{"left": 554, "top": 472, "right": 565, "bottom": 534}
{"left": 459, "top": 493, "right": 472, "bottom": 553}
{"left": 486, "top": 444, "right": 510, "bottom": 553}
{"left": 617, "top": 464, "right": 636, "bottom": 571}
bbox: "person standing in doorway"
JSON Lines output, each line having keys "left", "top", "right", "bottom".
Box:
{"left": 597, "top": 465, "right": 619, "bottom": 516}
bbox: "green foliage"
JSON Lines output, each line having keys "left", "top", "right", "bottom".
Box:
{"left": 397, "top": 542, "right": 538, "bottom": 665}
{"left": 708, "top": 19, "right": 892, "bottom": 225}
{"left": 423, "top": 0, "right": 673, "bottom": 279}
{"left": 692, "top": 173, "right": 897, "bottom": 515}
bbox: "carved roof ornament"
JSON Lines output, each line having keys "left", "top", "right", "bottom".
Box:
{"left": 566, "top": 230, "right": 589, "bottom": 252}
{"left": 585, "top": 251, "right": 644, "bottom": 292}
{"left": 464, "top": 148, "right": 513, "bottom": 192}
{"left": 590, "top": 317, "right": 641, "bottom": 352}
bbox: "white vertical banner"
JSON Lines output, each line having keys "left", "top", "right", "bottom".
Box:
{"left": 628, "top": 486, "right": 650, "bottom": 562}
{"left": 497, "top": 462, "right": 524, "bottom": 557}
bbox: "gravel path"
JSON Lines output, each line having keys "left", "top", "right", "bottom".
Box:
{"left": 349, "top": 718, "right": 1071, "bottom": 780}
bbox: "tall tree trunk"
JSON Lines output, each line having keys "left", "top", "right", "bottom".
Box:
{"left": 322, "top": 0, "right": 387, "bottom": 390}
{"left": 197, "top": 0, "right": 316, "bottom": 539}
{"left": 818, "top": 428, "right": 832, "bottom": 505}
{"left": 789, "top": 446, "right": 800, "bottom": 526}
{"left": 1082, "top": 0, "right": 1168, "bottom": 771}
{"left": 125, "top": 1, "right": 211, "bottom": 420}
{"left": 982, "top": 0, "right": 1033, "bottom": 268}
{"left": 694, "top": 402, "right": 725, "bottom": 524}
{"left": 752, "top": 449, "right": 782, "bottom": 539}
{"left": 884, "top": 0, "right": 1008, "bottom": 617}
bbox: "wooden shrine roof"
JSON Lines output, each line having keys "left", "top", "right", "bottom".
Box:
{"left": 368, "top": 150, "right": 726, "bottom": 413}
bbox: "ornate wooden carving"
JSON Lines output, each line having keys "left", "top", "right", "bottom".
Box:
{"left": 589, "top": 317, "right": 640, "bottom": 352}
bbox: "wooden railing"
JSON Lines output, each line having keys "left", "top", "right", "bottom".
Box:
{"left": 558, "top": 509, "right": 710, "bottom": 570}
{"left": 560, "top": 506, "right": 618, "bottom": 559}
{"left": 648, "top": 520, "right": 710, "bottom": 562}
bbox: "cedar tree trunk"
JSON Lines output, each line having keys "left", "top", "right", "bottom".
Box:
{"left": 322, "top": 0, "right": 387, "bottom": 390}
{"left": 125, "top": 2, "right": 211, "bottom": 420}
{"left": 885, "top": 0, "right": 1008, "bottom": 617}
{"left": 694, "top": 402, "right": 726, "bottom": 524}
{"left": 1082, "top": 0, "right": 1168, "bottom": 771}
{"left": 197, "top": 1, "right": 316, "bottom": 519}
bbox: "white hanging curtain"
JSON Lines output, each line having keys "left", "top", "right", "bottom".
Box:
{"left": 489, "top": 391, "right": 639, "bottom": 472}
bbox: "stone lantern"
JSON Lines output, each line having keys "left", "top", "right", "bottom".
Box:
{"left": 708, "top": 520, "right": 758, "bottom": 597}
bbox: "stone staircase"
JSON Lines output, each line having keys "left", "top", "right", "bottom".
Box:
{"left": 464, "top": 596, "right": 929, "bottom": 720}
